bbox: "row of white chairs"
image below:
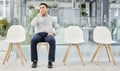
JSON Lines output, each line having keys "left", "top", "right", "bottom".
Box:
{"left": 1, "top": 25, "right": 117, "bottom": 65}
{"left": 63, "top": 26, "right": 116, "bottom": 65}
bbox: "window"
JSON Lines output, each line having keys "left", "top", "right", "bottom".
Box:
{"left": 57, "top": 0, "right": 65, "bottom": 2}
{"left": 76, "top": 0, "right": 79, "bottom": 2}
{"left": 66, "top": 0, "right": 72, "bottom": 2}
{"left": 46, "top": 0, "right": 54, "bottom": 1}
{"left": 36, "top": 0, "right": 44, "bottom": 1}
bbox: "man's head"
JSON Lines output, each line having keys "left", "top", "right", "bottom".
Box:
{"left": 39, "top": 3, "right": 48, "bottom": 16}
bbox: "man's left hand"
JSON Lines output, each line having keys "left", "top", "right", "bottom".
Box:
{"left": 47, "top": 33, "right": 54, "bottom": 36}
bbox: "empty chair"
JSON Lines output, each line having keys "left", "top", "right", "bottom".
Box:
{"left": 91, "top": 26, "right": 116, "bottom": 65}
{"left": 63, "top": 26, "right": 85, "bottom": 65}
{"left": 3, "top": 25, "right": 27, "bottom": 65}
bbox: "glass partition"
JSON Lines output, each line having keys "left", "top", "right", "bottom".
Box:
{"left": 3, "top": 0, "right": 120, "bottom": 44}
{"left": 12, "top": 0, "right": 104, "bottom": 44}
{"left": 109, "top": 3, "right": 120, "bottom": 41}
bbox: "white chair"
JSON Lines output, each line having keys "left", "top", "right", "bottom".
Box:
{"left": 37, "top": 42, "right": 49, "bottom": 53}
{"left": 36, "top": 16, "right": 57, "bottom": 54}
{"left": 3, "top": 25, "right": 27, "bottom": 65}
{"left": 63, "top": 26, "right": 85, "bottom": 65}
{"left": 91, "top": 26, "right": 116, "bottom": 65}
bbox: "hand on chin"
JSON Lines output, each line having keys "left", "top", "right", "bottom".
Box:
{"left": 41, "top": 13, "right": 46, "bottom": 17}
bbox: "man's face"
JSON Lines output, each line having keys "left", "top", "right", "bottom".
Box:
{"left": 39, "top": 5, "right": 48, "bottom": 16}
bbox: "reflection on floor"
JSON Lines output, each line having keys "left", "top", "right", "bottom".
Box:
{"left": 0, "top": 42, "right": 120, "bottom": 71}
{"left": 0, "top": 61, "right": 120, "bottom": 71}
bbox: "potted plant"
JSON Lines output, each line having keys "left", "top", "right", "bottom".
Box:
{"left": 53, "top": 3, "right": 58, "bottom": 8}
{"left": 28, "top": 9, "right": 39, "bottom": 23}
{"left": 0, "top": 18, "right": 10, "bottom": 37}
{"left": 48, "top": 3, "right": 58, "bottom": 9}
{"left": 28, "top": 4, "right": 35, "bottom": 10}
{"left": 81, "top": 3, "right": 88, "bottom": 16}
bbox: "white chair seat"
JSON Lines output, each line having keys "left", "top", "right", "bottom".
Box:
{"left": 2, "top": 25, "right": 27, "bottom": 65}
{"left": 63, "top": 26, "right": 84, "bottom": 65}
{"left": 95, "top": 40, "right": 117, "bottom": 44}
{"left": 4, "top": 39, "right": 25, "bottom": 43}
{"left": 91, "top": 26, "right": 116, "bottom": 65}
{"left": 66, "top": 40, "right": 85, "bottom": 44}
{"left": 38, "top": 42, "right": 49, "bottom": 45}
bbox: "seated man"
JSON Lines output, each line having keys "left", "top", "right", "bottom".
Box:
{"left": 30, "top": 3, "right": 60, "bottom": 68}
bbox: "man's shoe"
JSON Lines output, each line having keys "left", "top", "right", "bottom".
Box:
{"left": 48, "top": 62, "right": 53, "bottom": 68}
{"left": 32, "top": 62, "right": 37, "bottom": 68}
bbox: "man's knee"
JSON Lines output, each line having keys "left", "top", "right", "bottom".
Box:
{"left": 45, "top": 36, "right": 55, "bottom": 42}
{"left": 31, "top": 38, "right": 40, "bottom": 43}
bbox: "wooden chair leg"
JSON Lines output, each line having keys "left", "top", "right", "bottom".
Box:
{"left": 46, "top": 44, "right": 49, "bottom": 53}
{"left": 37, "top": 44, "right": 41, "bottom": 53}
{"left": 76, "top": 44, "right": 84, "bottom": 65}
{"left": 91, "top": 44, "right": 102, "bottom": 62}
{"left": 105, "top": 44, "right": 111, "bottom": 62}
{"left": 96, "top": 46, "right": 103, "bottom": 65}
{"left": 16, "top": 43, "right": 24, "bottom": 65}
{"left": 16, "top": 43, "right": 27, "bottom": 62}
{"left": 3, "top": 43, "right": 13, "bottom": 64}
{"left": 107, "top": 44, "right": 116, "bottom": 65}
{"left": 37, "top": 43, "right": 49, "bottom": 54}
{"left": 63, "top": 44, "right": 72, "bottom": 65}
{"left": 7, "top": 43, "right": 13, "bottom": 61}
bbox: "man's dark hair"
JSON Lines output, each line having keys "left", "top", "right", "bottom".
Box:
{"left": 40, "top": 3, "right": 48, "bottom": 8}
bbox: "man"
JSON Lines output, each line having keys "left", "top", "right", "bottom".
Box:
{"left": 31, "top": 3, "right": 60, "bottom": 68}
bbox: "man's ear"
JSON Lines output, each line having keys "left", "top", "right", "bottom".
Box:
{"left": 46, "top": 8, "right": 49, "bottom": 12}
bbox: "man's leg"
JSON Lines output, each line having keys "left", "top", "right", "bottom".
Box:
{"left": 31, "top": 32, "right": 48, "bottom": 68}
{"left": 44, "top": 35, "right": 56, "bottom": 68}
{"left": 31, "top": 33, "right": 43, "bottom": 61}
{"left": 31, "top": 33, "right": 43, "bottom": 68}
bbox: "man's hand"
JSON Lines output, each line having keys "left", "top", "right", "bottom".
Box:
{"left": 47, "top": 32, "right": 54, "bottom": 36}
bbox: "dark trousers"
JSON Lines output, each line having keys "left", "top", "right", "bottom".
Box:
{"left": 31, "top": 32, "right": 56, "bottom": 62}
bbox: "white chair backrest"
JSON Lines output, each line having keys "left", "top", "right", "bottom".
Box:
{"left": 6, "top": 25, "right": 25, "bottom": 43}
{"left": 52, "top": 16, "right": 57, "bottom": 23}
{"left": 52, "top": 16, "right": 57, "bottom": 33}
{"left": 93, "top": 26, "right": 112, "bottom": 43}
{"left": 64, "top": 26, "right": 84, "bottom": 44}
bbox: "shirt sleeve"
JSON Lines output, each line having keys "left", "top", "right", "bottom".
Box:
{"left": 52, "top": 17, "right": 60, "bottom": 36}
{"left": 31, "top": 13, "right": 40, "bottom": 26}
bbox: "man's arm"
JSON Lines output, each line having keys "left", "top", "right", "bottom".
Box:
{"left": 52, "top": 17, "right": 60, "bottom": 36}
{"left": 31, "top": 13, "right": 40, "bottom": 26}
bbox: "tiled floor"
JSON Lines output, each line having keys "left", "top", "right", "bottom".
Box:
{"left": 0, "top": 42, "right": 120, "bottom": 71}
{"left": 0, "top": 60, "right": 120, "bottom": 71}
